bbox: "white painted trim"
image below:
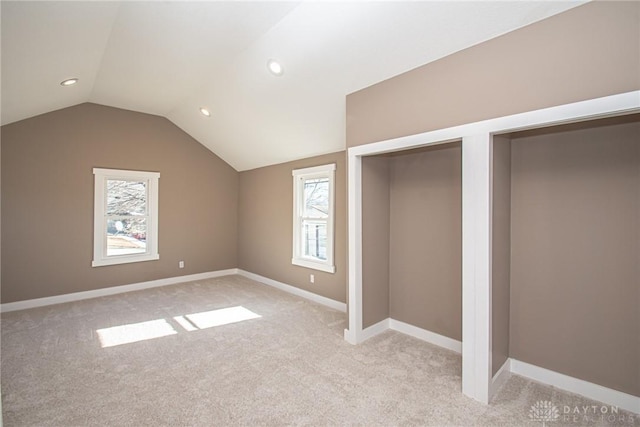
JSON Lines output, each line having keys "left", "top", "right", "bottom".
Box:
{"left": 1, "top": 269, "right": 348, "bottom": 315}
{"left": 291, "top": 163, "right": 336, "bottom": 274}
{"left": 345, "top": 152, "right": 363, "bottom": 344}
{"left": 346, "top": 91, "right": 640, "bottom": 405}
{"left": 0, "top": 269, "right": 239, "bottom": 313}
{"left": 291, "top": 163, "right": 336, "bottom": 176}
{"left": 291, "top": 258, "right": 335, "bottom": 273}
{"left": 359, "top": 318, "right": 390, "bottom": 341}
{"left": 352, "top": 317, "right": 463, "bottom": 354}
{"left": 511, "top": 359, "right": 640, "bottom": 415}
{"left": 92, "top": 168, "right": 160, "bottom": 268}
{"left": 461, "top": 134, "right": 493, "bottom": 404}
{"left": 93, "top": 168, "right": 161, "bottom": 180}
{"left": 236, "top": 269, "right": 346, "bottom": 313}
{"left": 389, "top": 319, "right": 462, "bottom": 354}
{"left": 489, "top": 358, "right": 512, "bottom": 400}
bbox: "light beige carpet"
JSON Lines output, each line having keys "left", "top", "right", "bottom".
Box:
{"left": 1, "top": 275, "right": 637, "bottom": 426}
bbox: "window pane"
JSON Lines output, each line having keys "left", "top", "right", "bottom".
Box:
{"left": 303, "top": 220, "right": 327, "bottom": 260}
{"left": 106, "top": 180, "right": 147, "bottom": 216}
{"left": 303, "top": 178, "right": 329, "bottom": 219}
{"left": 107, "top": 218, "right": 147, "bottom": 256}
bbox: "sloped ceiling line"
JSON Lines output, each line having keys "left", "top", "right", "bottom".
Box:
{"left": 87, "top": 2, "right": 123, "bottom": 102}
{"left": 1, "top": 1, "right": 585, "bottom": 171}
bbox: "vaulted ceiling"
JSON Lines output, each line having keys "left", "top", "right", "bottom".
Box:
{"left": 1, "top": 1, "right": 584, "bottom": 171}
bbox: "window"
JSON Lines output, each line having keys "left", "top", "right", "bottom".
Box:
{"left": 93, "top": 168, "right": 160, "bottom": 267}
{"left": 292, "top": 163, "right": 335, "bottom": 273}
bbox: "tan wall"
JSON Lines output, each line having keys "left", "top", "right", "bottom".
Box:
{"left": 349, "top": 0, "right": 639, "bottom": 393}
{"left": 361, "top": 155, "right": 390, "bottom": 328}
{"left": 1, "top": 103, "right": 238, "bottom": 303}
{"left": 388, "top": 144, "right": 462, "bottom": 341}
{"left": 0, "top": 131, "right": 2, "bottom": 305}
{"left": 346, "top": 1, "right": 640, "bottom": 148}
{"left": 238, "top": 152, "right": 346, "bottom": 303}
{"left": 491, "top": 136, "right": 511, "bottom": 376}
{"left": 509, "top": 119, "right": 640, "bottom": 396}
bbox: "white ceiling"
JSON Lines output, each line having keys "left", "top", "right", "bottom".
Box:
{"left": 1, "top": 1, "right": 585, "bottom": 171}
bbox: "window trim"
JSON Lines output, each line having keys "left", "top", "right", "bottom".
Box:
{"left": 292, "top": 163, "right": 336, "bottom": 273}
{"left": 92, "top": 168, "right": 160, "bottom": 267}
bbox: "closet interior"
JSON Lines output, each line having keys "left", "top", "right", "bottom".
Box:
{"left": 491, "top": 113, "right": 640, "bottom": 397}
{"left": 361, "top": 141, "right": 463, "bottom": 351}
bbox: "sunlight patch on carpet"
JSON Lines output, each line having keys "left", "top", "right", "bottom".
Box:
{"left": 175, "top": 306, "right": 262, "bottom": 330}
{"left": 97, "top": 319, "right": 177, "bottom": 348}
{"left": 96, "top": 306, "right": 261, "bottom": 347}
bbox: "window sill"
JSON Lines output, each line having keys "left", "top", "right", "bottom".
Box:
{"left": 92, "top": 254, "right": 159, "bottom": 267}
{"left": 292, "top": 258, "right": 335, "bottom": 274}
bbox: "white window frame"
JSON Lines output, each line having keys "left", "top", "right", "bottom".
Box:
{"left": 292, "top": 163, "right": 336, "bottom": 273}
{"left": 92, "top": 168, "right": 160, "bottom": 267}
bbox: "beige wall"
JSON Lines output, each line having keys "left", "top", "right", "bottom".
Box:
{"left": 349, "top": 0, "right": 639, "bottom": 394}
{"left": 361, "top": 155, "right": 390, "bottom": 328}
{"left": 388, "top": 144, "right": 462, "bottom": 341}
{"left": 509, "top": 119, "right": 640, "bottom": 397}
{"left": 346, "top": 1, "right": 640, "bottom": 148}
{"left": 238, "top": 152, "right": 346, "bottom": 303}
{"left": 491, "top": 136, "right": 511, "bottom": 376}
{"left": 1, "top": 103, "right": 238, "bottom": 303}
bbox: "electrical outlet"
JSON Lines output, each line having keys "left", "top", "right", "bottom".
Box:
{"left": 179, "top": 261, "right": 184, "bottom": 269}
{"left": 310, "top": 274, "right": 314, "bottom": 283}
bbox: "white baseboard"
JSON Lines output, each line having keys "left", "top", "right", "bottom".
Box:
{"left": 389, "top": 319, "right": 463, "bottom": 354}
{"left": 510, "top": 359, "right": 640, "bottom": 415}
{"left": 236, "top": 269, "right": 347, "bottom": 313}
{"left": 350, "top": 317, "right": 463, "bottom": 354}
{"left": 0, "top": 269, "right": 239, "bottom": 313}
{"left": 343, "top": 328, "right": 357, "bottom": 345}
{"left": 489, "top": 358, "right": 512, "bottom": 400}
{"left": 359, "top": 318, "right": 390, "bottom": 342}
{"left": 1, "top": 268, "right": 346, "bottom": 315}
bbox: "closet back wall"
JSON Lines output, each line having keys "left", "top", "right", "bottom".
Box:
{"left": 509, "top": 120, "right": 640, "bottom": 397}
{"left": 389, "top": 144, "right": 462, "bottom": 341}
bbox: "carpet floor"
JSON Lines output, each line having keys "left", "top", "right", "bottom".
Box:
{"left": 1, "top": 275, "right": 637, "bottom": 426}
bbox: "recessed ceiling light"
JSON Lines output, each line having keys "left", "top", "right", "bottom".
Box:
{"left": 199, "top": 107, "right": 211, "bottom": 117}
{"left": 60, "top": 78, "right": 78, "bottom": 86}
{"left": 267, "top": 59, "right": 284, "bottom": 76}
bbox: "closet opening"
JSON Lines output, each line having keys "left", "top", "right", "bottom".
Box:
{"left": 361, "top": 140, "right": 463, "bottom": 377}
{"left": 491, "top": 113, "right": 640, "bottom": 399}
